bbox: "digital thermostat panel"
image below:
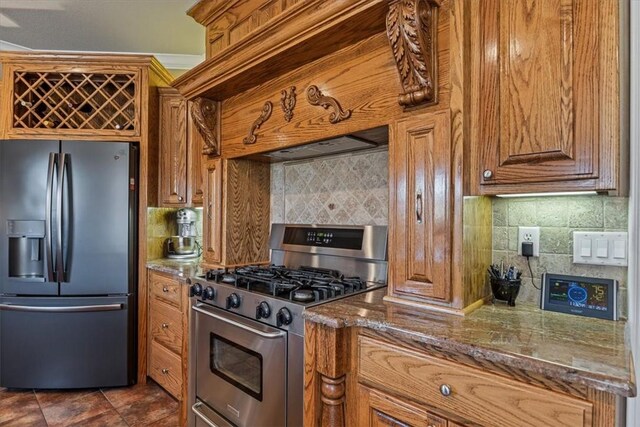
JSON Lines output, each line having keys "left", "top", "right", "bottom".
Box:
{"left": 541, "top": 273, "right": 617, "bottom": 320}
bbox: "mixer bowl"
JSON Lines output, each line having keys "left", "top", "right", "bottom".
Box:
{"left": 166, "top": 236, "right": 196, "bottom": 255}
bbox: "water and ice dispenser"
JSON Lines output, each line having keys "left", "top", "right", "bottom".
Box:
{"left": 7, "top": 220, "right": 45, "bottom": 281}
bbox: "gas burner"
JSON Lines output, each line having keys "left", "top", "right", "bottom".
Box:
{"left": 292, "top": 289, "right": 315, "bottom": 302}
{"left": 201, "top": 264, "right": 372, "bottom": 305}
{"left": 221, "top": 274, "right": 235, "bottom": 284}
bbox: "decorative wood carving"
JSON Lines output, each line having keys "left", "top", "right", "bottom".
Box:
{"left": 280, "top": 86, "right": 297, "bottom": 122}
{"left": 320, "top": 375, "right": 346, "bottom": 427}
{"left": 306, "top": 85, "right": 351, "bottom": 124}
{"left": 386, "top": 0, "right": 439, "bottom": 108}
{"left": 243, "top": 101, "right": 273, "bottom": 145}
{"left": 190, "top": 97, "right": 219, "bottom": 156}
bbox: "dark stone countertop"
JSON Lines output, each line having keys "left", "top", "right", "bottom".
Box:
{"left": 146, "top": 258, "right": 202, "bottom": 281}
{"left": 303, "top": 288, "right": 636, "bottom": 397}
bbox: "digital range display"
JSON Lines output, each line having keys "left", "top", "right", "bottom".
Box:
{"left": 548, "top": 280, "right": 608, "bottom": 312}
{"left": 283, "top": 227, "right": 363, "bottom": 250}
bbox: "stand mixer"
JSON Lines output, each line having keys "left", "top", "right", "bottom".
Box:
{"left": 164, "top": 208, "right": 201, "bottom": 260}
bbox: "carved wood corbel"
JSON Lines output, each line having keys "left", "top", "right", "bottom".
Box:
{"left": 280, "top": 86, "right": 296, "bottom": 122}
{"left": 306, "top": 85, "right": 351, "bottom": 124}
{"left": 190, "top": 97, "right": 220, "bottom": 156}
{"left": 386, "top": 0, "right": 439, "bottom": 108}
{"left": 243, "top": 101, "right": 273, "bottom": 145}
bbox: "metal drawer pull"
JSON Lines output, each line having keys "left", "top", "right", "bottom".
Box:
{"left": 483, "top": 169, "right": 493, "bottom": 179}
{"left": 192, "top": 402, "right": 220, "bottom": 427}
{"left": 193, "top": 304, "right": 286, "bottom": 339}
{"left": 162, "top": 286, "right": 169, "bottom": 292}
{"left": 161, "top": 368, "right": 169, "bottom": 374}
{"left": 439, "top": 384, "right": 452, "bottom": 397}
{"left": 161, "top": 323, "right": 169, "bottom": 329}
{"left": 0, "top": 303, "right": 123, "bottom": 313}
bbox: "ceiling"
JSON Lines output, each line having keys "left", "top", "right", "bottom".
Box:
{"left": 0, "top": 0, "right": 204, "bottom": 69}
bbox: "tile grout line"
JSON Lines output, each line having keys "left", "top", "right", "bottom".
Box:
{"left": 100, "top": 389, "right": 132, "bottom": 427}
{"left": 32, "top": 389, "right": 50, "bottom": 427}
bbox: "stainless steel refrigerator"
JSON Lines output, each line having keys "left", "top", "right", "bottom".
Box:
{"left": 0, "top": 139, "right": 137, "bottom": 389}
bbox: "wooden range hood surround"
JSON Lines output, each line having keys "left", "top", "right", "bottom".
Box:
{"left": 174, "top": 0, "right": 439, "bottom": 107}
{"left": 174, "top": 0, "right": 492, "bottom": 313}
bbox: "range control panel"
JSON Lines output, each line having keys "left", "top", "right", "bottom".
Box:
{"left": 283, "top": 227, "right": 363, "bottom": 250}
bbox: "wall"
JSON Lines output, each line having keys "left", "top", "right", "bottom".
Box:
{"left": 492, "top": 195, "right": 629, "bottom": 315}
{"left": 270, "top": 148, "right": 389, "bottom": 225}
{"left": 146, "top": 207, "right": 203, "bottom": 260}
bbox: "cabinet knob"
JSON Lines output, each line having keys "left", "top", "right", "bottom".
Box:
{"left": 162, "top": 286, "right": 169, "bottom": 292}
{"left": 161, "top": 323, "right": 169, "bottom": 329}
{"left": 161, "top": 368, "right": 169, "bottom": 374}
{"left": 483, "top": 169, "right": 493, "bottom": 180}
{"left": 178, "top": 196, "right": 184, "bottom": 201}
{"left": 439, "top": 384, "right": 452, "bottom": 397}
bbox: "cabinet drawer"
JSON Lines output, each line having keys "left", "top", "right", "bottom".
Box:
{"left": 358, "top": 336, "right": 593, "bottom": 427}
{"left": 360, "top": 385, "right": 447, "bottom": 427}
{"left": 150, "top": 300, "right": 183, "bottom": 356}
{"left": 149, "top": 272, "right": 182, "bottom": 310}
{"left": 149, "top": 341, "right": 182, "bottom": 400}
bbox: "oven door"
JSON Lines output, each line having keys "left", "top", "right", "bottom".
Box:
{"left": 194, "top": 303, "right": 287, "bottom": 427}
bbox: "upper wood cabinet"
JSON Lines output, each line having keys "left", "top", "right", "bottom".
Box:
{"left": 388, "top": 111, "right": 452, "bottom": 303}
{"left": 468, "top": 0, "right": 621, "bottom": 194}
{"left": 0, "top": 53, "right": 173, "bottom": 140}
{"left": 158, "top": 88, "right": 204, "bottom": 207}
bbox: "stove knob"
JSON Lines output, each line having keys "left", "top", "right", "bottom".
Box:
{"left": 203, "top": 286, "right": 216, "bottom": 301}
{"left": 190, "top": 283, "right": 203, "bottom": 297}
{"left": 276, "top": 307, "right": 292, "bottom": 327}
{"left": 226, "top": 293, "right": 241, "bottom": 309}
{"left": 255, "top": 301, "right": 271, "bottom": 319}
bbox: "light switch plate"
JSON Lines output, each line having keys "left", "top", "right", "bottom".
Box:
{"left": 573, "top": 231, "right": 628, "bottom": 266}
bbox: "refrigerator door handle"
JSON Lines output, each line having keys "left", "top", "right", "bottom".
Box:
{"left": 55, "top": 153, "right": 66, "bottom": 283}
{"left": 0, "top": 303, "right": 124, "bottom": 313}
{"left": 61, "top": 153, "right": 72, "bottom": 283}
{"left": 45, "top": 152, "right": 57, "bottom": 282}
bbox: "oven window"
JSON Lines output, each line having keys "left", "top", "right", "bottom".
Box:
{"left": 210, "top": 333, "right": 263, "bottom": 401}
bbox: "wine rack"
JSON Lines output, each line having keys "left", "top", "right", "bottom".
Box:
{"left": 12, "top": 71, "right": 138, "bottom": 132}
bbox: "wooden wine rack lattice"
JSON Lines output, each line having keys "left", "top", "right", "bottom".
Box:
{"left": 12, "top": 71, "right": 138, "bottom": 131}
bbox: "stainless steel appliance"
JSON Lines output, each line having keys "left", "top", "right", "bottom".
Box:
{"left": 165, "top": 208, "right": 200, "bottom": 259}
{"left": 0, "top": 139, "right": 137, "bottom": 389}
{"left": 188, "top": 224, "right": 388, "bottom": 427}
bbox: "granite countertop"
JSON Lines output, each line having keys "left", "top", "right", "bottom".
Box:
{"left": 146, "top": 258, "right": 203, "bottom": 280}
{"left": 303, "top": 288, "right": 636, "bottom": 397}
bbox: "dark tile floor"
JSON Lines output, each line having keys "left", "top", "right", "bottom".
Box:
{"left": 0, "top": 380, "right": 179, "bottom": 427}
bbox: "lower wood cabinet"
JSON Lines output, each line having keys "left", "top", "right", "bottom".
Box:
{"left": 305, "top": 324, "right": 618, "bottom": 427}
{"left": 357, "top": 335, "right": 593, "bottom": 427}
{"left": 147, "top": 269, "right": 189, "bottom": 425}
{"left": 359, "top": 385, "right": 448, "bottom": 427}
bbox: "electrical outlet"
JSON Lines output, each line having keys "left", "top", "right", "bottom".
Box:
{"left": 518, "top": 226, "right": 540, "bottom": 257}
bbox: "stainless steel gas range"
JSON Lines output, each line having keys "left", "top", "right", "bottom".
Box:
{"left": 188, "top": 224, "right": 388, "bottom": 427}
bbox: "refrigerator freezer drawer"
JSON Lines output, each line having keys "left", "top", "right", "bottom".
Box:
{"left": 0, "top": 295, "right": 135, "bottom": 389}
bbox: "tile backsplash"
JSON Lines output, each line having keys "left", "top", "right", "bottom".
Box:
{"left": 270, "top": 149, "right": 389, "bottom": 225}
{"left": 492, "top": 196, "right": 628, "bottom": 315}
{"left": 146, "top": 207, "right": 203, "bottom": 260}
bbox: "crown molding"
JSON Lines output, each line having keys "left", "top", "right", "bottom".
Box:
{"left": 0, "top": 40, "right": 203, "bottom": 70}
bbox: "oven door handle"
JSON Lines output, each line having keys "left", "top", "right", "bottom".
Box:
{"left": 192, "top": 402, "right": 222, "bottom": 427}
{"left": 193, "top": 304, "right": 286, "bottom": 339}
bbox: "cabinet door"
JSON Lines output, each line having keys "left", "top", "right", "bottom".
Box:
{"left": 202, "top": 158, "right": 223, "bottom": 265}
{"left": 389, "top": 111, "right": 451, "bottom": 301}
{"left": 470, "top": 0, "right": 618, "bottom": 193}
{"left": 358, "top": 385, "right": 447, "bottom": 427}
{"left": 187, "top": 101, "right": 205, "bottom": 206}
{"left": 159, "top": 94, "right": 188, "bottom": 206}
